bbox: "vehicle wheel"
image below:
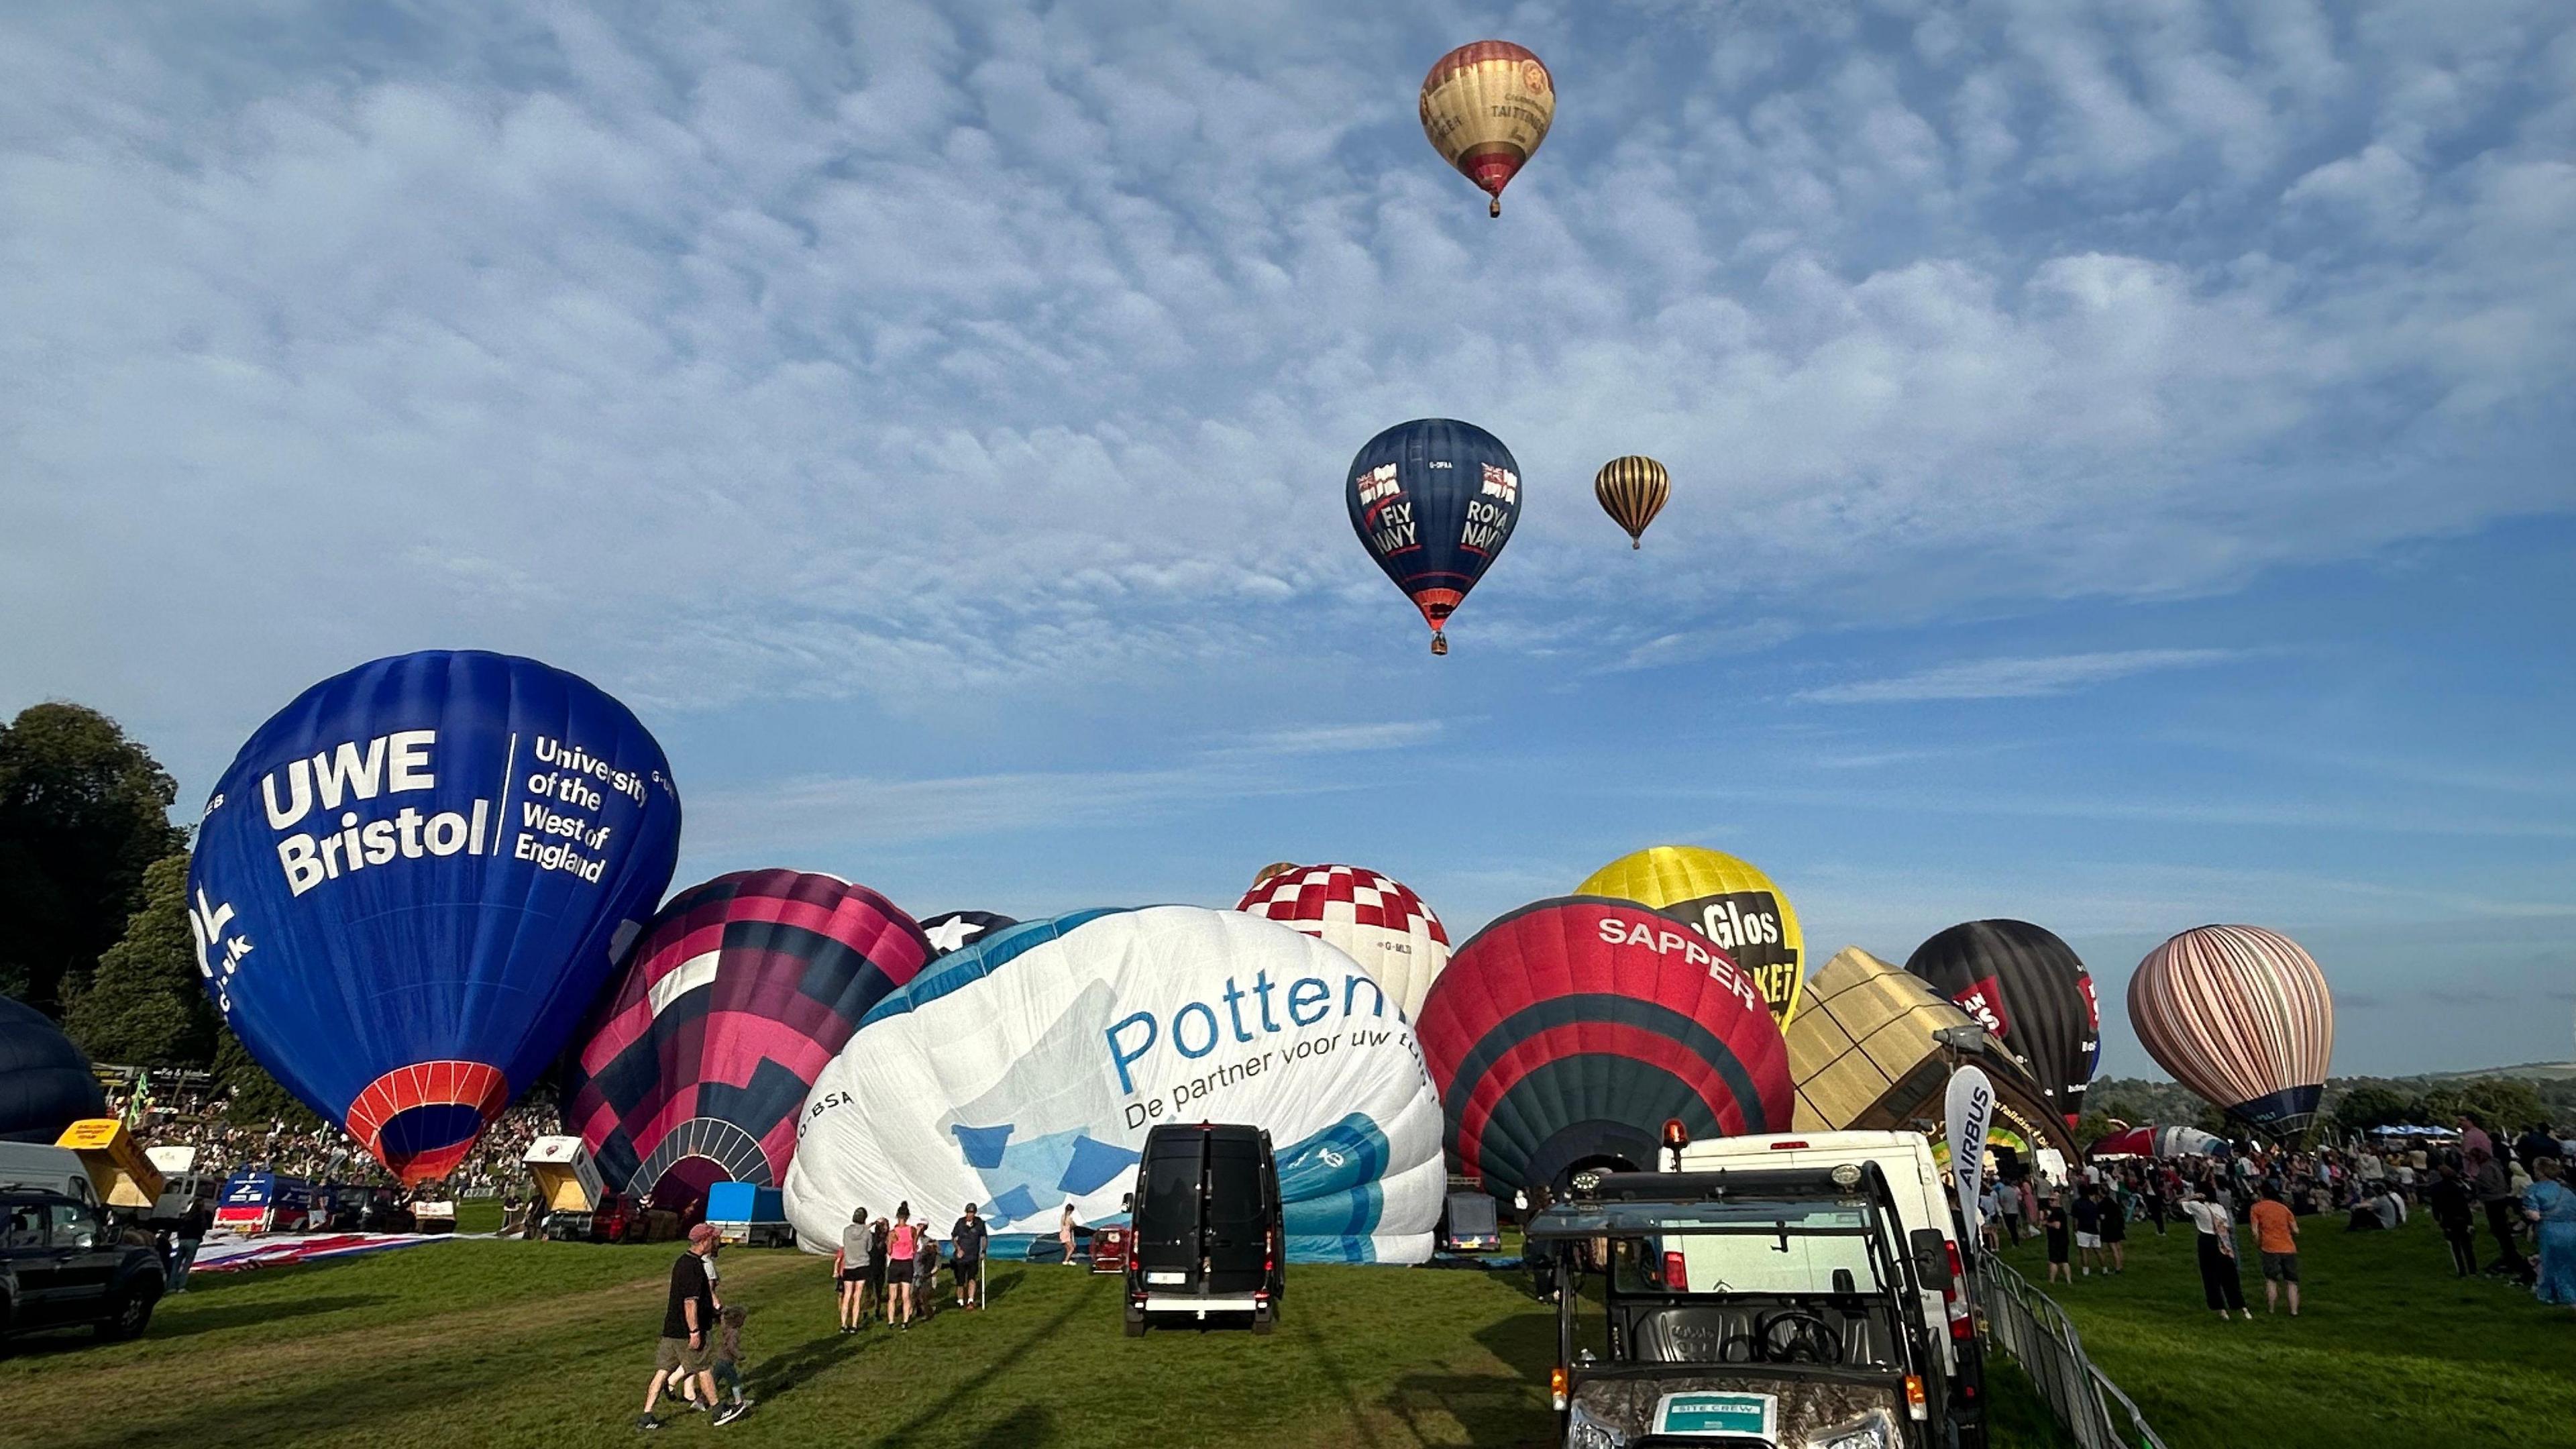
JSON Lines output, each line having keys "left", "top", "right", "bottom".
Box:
{"left": 99, "top": 1281, "right": 159, "bottom": 1342}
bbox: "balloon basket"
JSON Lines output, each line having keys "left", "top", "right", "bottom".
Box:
{"left": 1489, "top": 197, "right": 1501, "bottom": 218}
{"left": 1431, "top": 633, "right": 1449, "bottom": 656}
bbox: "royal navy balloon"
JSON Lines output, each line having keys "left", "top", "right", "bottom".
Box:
{"left": 188, "top": 651, "right": 680, "bottom": 1182}
{"left": 1346, "top": 418, "right": 1523, "bottom": 655}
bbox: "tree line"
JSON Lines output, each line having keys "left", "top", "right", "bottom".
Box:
{"left": 1, "top": 701, "right": 308, "bottom": 1123}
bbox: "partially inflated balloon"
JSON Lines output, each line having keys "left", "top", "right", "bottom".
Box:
{"left": 783, "top": 908, "right": 1444, "bottom": 1263}
{"left": 1, "top": 994, "right": 107, "bottom": 1144}
{"left": 1234, "top": 863, "right": 1450, "bottom": 1020}
{"left": 564, "top": 871, "right": 931, "bottom": 1208}
{"left": 2131, "top": 925, "right": 2334, "bottom": 1137}
{"left": 1904, "top": 920, "right": 2099, "bottom": 1128}
{"left": 189, "top": 651, "right": 680, "bottom": 1182}
{"left": 1418, "top": 40, "right": 1555, "bottom": 217}
{"left": 1347, "top": 418, "right": 1523, "bottom": 655}
{"left": 919, "top": 910, "right": 1017, "bottom": 959}
{"left": 1576, "top": 847, "right": 1807, "bottom": 1026}
{"left": 1593, "top": 456, "right": 1669, "bottom": 548}
{"left": 1416, "top": 897, "right": 1792, "bottom": 1198}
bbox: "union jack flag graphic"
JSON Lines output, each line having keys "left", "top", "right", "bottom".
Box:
{"left": 1479, "top": 464, "right": 1517, "bottom": 504}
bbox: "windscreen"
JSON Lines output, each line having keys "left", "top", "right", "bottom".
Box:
{"left": 1449, "top": 1194, "right": 1499, "bottom": 1234}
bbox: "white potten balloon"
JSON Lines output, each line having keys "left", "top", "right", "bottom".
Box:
{"left": 782, "top": 907, "right": 1444, "bottom": 1263}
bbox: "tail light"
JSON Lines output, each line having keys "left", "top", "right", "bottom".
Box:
{"left": 1768, "top": 1140, "right": 1810, "bottom": 1150}
{"left": 1549, "top": 1365, "right": 1568, "bottom": 1411}
{"left": 1942, "top": 1240, "right": 1972, "bottom": 1341}
{"left": 1265, "top": 1226, "right": 1277, "bottom": 1275}
{"left": 1662, "top": 1250, "right": 1687, "bottom": 1289}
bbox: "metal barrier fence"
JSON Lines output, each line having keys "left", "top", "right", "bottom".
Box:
{"left": 1972, "top": 1253, "right": 2169, "bottom": 1449}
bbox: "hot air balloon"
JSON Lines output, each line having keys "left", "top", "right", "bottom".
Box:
{"left": 1234, "top": 863, "right": 1450, "bottom": 1020}
{"left": 1904, "top": 920, "right": 2100, "bottom": 1128}
{"left": 1415, "top": 896, "right": 1792, "bottom": 1199}
{"left": 1, "top": 994, "right": 107, "bottom": 1144}
{"left": 782, "top": 908, "right": 1444, "bottom": 1263}
{"left": 1576, "top": 846, "right": 1807, "bottom": 1026}
{"left": 2131, "top": 924, "right": 2334, "bottom": 1137}
{"left": 1347, "top": 418, "right": 1523, "bottom": 655}
{"left": 1418, "top": 40, "right": 1556, "bottom": 217}
{"left": 563, "top": 871, "right": 930, "bottom": 1210}
{"left": 188, "top": 651, "right": 680, "bottom": 1182}
{"left": 1593, "top": 455, "right": 1669, "bottom": 548}
{"left": 919, "top": 910, "right": 1017, "bottom": 959}
{"left": 1783, "top": 946, "right": 2070, "bottom": 1158}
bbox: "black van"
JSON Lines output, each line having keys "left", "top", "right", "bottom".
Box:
{"left": 1123, "top": 1122, "right": 1285, "bottom": 1336}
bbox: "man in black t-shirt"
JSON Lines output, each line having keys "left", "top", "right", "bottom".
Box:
{"left": 951, "top": 1203, "right": 989, "bottom": 1309}
{"left": 641, "top": 1224, "right": 744, "bottom": 1430}
{"left": 2071, "top": 1185, "right": 2104, "bottom": 1277}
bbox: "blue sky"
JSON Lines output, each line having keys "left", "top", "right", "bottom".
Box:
{"left": 3, "top": 1, "right": 2569, "bottom": 1077}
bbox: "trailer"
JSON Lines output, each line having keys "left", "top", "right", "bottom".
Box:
{"left": 525, "top": 1135, "right": 608, "bottom": 1240}
{"left": 215, "top": 1171, "right": 313, "bottom": 1234}
{"left": 56, "top": 1118, "right": 166, "bottom": 1212}
{"left": 704, "top": 1182, "right": 794, "bottom": 1248}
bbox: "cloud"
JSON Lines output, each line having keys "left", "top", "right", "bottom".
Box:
{"left": 0, "top": 1, "right": 2571, "bottom": 776}
{"left": 1229, "top": 722, "right": 1446, "bottom": 755}
{"left": 1792, "top": 648, "right": 2242, "bottom": 703}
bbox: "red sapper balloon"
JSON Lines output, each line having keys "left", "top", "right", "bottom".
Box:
{"left": 1414, "top": 896, "right": 1792, "bottom": 1197}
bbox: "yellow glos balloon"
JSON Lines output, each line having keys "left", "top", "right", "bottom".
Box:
{"left": 1578, "top": 845, "right": 1807, "bottom": 1026}
{"left": 1418, "top": 41, "right": 1556, "bottom": 218}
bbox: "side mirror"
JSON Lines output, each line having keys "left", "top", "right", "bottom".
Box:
{"left": 1910, "top": 1227, "right": 1953, "bottom": 1289}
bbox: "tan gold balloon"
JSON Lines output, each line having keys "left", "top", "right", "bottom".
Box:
{"left": 1417, "top": 41, "right": 1555, "bottom": 218}
{"left": 1593, "top": 455, "right": 1670, "bottom": 548}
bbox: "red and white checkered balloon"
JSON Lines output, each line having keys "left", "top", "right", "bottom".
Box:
{"left": 1234, "top": 864, "right": 1451, "bottom": 1019}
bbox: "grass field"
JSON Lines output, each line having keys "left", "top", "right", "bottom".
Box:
{"left": 1984, "top": 1206, "right": 2573, "bottom": 1447}
{"left": 0, "top": 1209, "right": 2557, "bottom": 1449}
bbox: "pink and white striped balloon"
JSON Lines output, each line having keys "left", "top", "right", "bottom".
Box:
{"left": 2129, "top": 924, "right": 2334, "bottom": 1136}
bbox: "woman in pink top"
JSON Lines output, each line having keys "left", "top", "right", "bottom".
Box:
{"left": 886, "top": 1203, "right": 920, "bottom": 1328}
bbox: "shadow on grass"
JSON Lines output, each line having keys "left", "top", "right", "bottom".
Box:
{"left": 962, "top": 1404, "right": 1055, "bottom": 1447}
{"left": 1, "top": 1294, "right": 388, "bottom": 1358}
{"left": 749, "top": 1322, "right": 887, "bottom": 1405}
{"left": 865, "top": 1291, "right": 1092, "bottom": 1448}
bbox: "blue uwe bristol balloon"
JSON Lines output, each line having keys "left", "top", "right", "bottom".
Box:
{"left": 1345, "top": 418, "right": 1522, "bottom": 655}
{"left": 188, "top": 651, "right": 681, "bottom": 1182}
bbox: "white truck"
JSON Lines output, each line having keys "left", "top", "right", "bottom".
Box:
{"left": 1676, "top": 1130, "right": 1987, "bottom": 1448}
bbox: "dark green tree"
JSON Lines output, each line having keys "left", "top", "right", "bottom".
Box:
{"left": 65, "top": 853, "right": 217, "bottom": 1067}
{"left": 0, "top": 703, "right": 187, "bottom": 1015}
{"left": 2325, "top": 1083, "right": 2420, "bottom": 1132}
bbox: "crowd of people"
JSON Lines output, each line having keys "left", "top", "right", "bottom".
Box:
{"left": 101, "top": 1073, "right": 566, "bottom": 1199}
{"left": 1981, "top": 1112, "right": 2576, "bottom": 1318}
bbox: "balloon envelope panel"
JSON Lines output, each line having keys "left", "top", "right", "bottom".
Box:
{"left": 1415, "top": 897, "right": 1793, "bottom": 1199}
{"left": 1904, "top": 920, "right": 2099, "bottom": 1128}
{"left": 1234, "top": 864, "right": 1450, "bottom": 1020}
{"left": 1576, "top": 847, "right": 1807, "bottom": 1026}
{"left": 2131, "top": 924, "right": 2334, "bottom": 1136}
{"left": 187, "top": 651, "right": 680, "bottom": 1182}
{"left": 782, "top": 908, "right": 1444, "bottom": 1263}
{"left": 564, "top": 871, "right": 931, "bottom": 1208}
{"left": 0, "top": 995, "right": 107, "bottom": 1144}
{"left": 919, "top": 910, "right": 1016, "bottom": 959}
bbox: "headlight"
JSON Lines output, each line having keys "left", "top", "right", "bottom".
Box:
{"left": 1564, "top": 1403, "right": 1625, "bottom": 1449}
{"left": 1803, "top": 1408, "right": 1897, "bottom": 1449}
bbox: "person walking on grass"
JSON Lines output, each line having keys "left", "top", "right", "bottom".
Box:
{"left": 912, "top": 1225, "right": 940, "bottom": 1320}
{"left": 1059, "top": 1201, "right": 1080, "bottom": 1265}
{"left": 2249, "top": 1185, "right": 2300, "bottom": 1316}
{"left": 2183, "top": 1186, "right": 2251, "bottom": 1320}
{"left": 2426, "top": 1162, "right": 2479, "bottom": 1278}
{"left": 640, "top": 1224, "right": 747, "bottom": 1430}
{"left": 951, "top": 1202, "right": 989, "bottom": 1309}
{"left": 2522, "top": 1157, "right": 2575, "bottom": 1308}
{"left": 2043, "top": 1189, "right": 2072, "bottom": 1283}
{"left": 837, "top": 1205, "right": 872, "bottom": 1332}
{"left": 2472, "top": 1144, "right": 2534, "bottom": 1285}
{"left": 886, "top": 1203, "right": 920, "bottom": 1328}
{"left": 2071, "top": 1183, "right": 2104, "bottom": 1277}
{"left": 2100, "top": 1177, "right": 2128, "bottom": 1272}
